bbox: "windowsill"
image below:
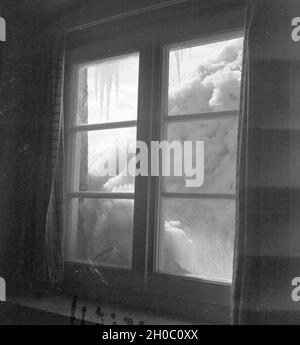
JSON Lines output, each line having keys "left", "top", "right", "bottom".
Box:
{"left": 8, "top": 295, "right": 214, "bottom": 325}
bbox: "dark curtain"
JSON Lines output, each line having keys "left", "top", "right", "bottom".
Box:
{"left": 17, "top": 35, "right": 65, "bottom": 292}
{"left": 233, "top": 0, "right": 300, "bottom": 325}
{"left": 232, "top": 0, "right": 256, "bottom": 325}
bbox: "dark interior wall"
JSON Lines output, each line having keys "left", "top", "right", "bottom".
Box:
{"left": 34, "top": 0, "right": 165, "bottom": 31}
{"left": 0, "top": 2, "right": 48, "bottom": 291}
{"left": 0, "top": 1, "right": 33, "bottom": 274}
{"left": 33, "top": 0, "right": 245, "bottom": 33}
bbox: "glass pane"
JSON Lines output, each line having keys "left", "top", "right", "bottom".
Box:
{"left": 168, "top": 37, "right": 243, "bottom": 115}
{"left": 157, "top": 198, "right": 235, "bottom": 282}
{"left": 77, "top": 53, "right": 139, "bottom": 124}
{"left": 71, "top": 198, "right": 134, "bottom": 268}
{"left": 75, "top": 127, "right": 136, "bottom": 192}
{"left": 164, "top": 118, "right": 238, "bottom": 194}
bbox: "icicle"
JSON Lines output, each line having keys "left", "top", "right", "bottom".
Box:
{"left": 96, "top": 61, "right": 120, "bottom": 121}
{"left": 104, "top": 63, "right": 115, "bottom": 121}
{"left": 114, "top": 62, "right": 120, "bottom": 103}
{"left": 174, "top": 50, "right": 181, "bottom": 83}
{"left": 99, "top": 66, "right": 105, "bottom": 121}
{"left": 94, "top": 67, "right": 99, "bottom": 100}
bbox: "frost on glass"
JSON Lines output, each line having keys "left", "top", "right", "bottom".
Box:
{"left": 76, "top": 127, "right": 136, "bottom": 192}
{"left": 77, "top": 53, "right": 139, "bottom": 124}
{"left": 157, "top": 199, "right": 235, "bottom": 282}
{"left": 165, "top": 118, "right": 238, "bottom": 194}
{"left": 168, "top": 37, "right": 243, "bottom": 115}
{"left": 74, "top": 198, "right": 134, "bottom": 268}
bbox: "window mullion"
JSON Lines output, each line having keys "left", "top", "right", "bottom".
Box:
{"left": 160, "top": 192, "right": 236, "bottom": 200}
{"left": 68, "top": 192, "right": 135, "bottom": 199}
{"left": 131, "top": 33, "right": 158, "bottom": 285}
{"left": 73, "top": 120, "right": 137, "bottom": 132}
{"left": 163, "top": 110, "right": 239, "bottom": 123}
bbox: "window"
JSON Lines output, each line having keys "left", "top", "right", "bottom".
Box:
{"left": 66, "top": 53, "right": 140, "bottom": 269}
{"left": 156, "top": 36, "right": 243, "bottom": 283}
{"left": 65, "top": 7, "right": 244, "bottom": 322}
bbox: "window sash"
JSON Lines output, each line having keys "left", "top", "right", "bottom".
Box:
{"left": 65, "top": 56, "right": 140, "bottom": 264}
{"left": 153, "top": 34, "right": 242, "bottom": 281}
{"left": 64, "top": 33, "right": 153, "bottom": 273}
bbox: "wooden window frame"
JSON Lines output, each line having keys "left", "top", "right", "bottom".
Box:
{"left": 64, "top": 3, "right": 245, "bottom": 324}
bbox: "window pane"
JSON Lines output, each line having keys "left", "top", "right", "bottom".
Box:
{"left": 77, "top": 53, "right": 139, "bottom": 124}
{"left": 71, "top": 198, "right": 134, "bottom": 268}
{"left": 168, "top": 37, "right": 243, "bottom": 116}
{"left": 157, "top": 198, "right": 235, "bottom": 282}
{"left": 164, "top": 118, "right": 238, "bottom": 194}
{"left": 74, "top": 127, "right": 136, "bottom": 192}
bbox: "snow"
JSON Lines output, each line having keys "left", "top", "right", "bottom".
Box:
{"left": 166, "top": 118, "right": 238, "bottom": 194}
{"left": 169, "top": 37, "right": 243, "bottom": 115}
{"left": 79, "top": 198, "right": 134, "bottom": 268}
{"left": 79, "top": 127, "right": 136, "bottom": 192}
{"left": 159, "top": 198, "right": 235, "bottom": 282}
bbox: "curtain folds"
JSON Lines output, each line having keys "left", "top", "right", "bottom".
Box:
{"left": 19, "top": 35, "right": 66, "bottom": 291}
{"left": 44, "top": 39, "right": 66, "bottom": 285}
{"left": 232, "top": 0, "right": 256, "bottom": 325}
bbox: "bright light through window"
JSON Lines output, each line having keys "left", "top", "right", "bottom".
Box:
{"left": 157, "top": 36, "right": 243, "bottom": 283}
{"left": 67, "top": 53, "right": 139, "bottom": 268}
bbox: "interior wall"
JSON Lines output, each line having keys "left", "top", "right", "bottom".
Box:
{"left": 40, "top": 0, "right": 245, "bottom": 34}
{"left": 0, "top": 1, "right": 32, "bottom": 276}
{"left": 0, "top": 2, "right": 47, "bottom": 296}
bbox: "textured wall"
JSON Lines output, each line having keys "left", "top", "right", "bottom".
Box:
{"left": 0, "top": 1, "right": 36, "bottom": 288}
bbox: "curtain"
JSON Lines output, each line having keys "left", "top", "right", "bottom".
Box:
{"left": 233, "top": 0, "right": 300, "bottom": 325}
{"left": 232, "top": 0, "right": 256, "bottom": 325}
{"left": 18, "top": 35, "right": 66, "bottom": 291}
{"left": 44, "top": 42, "right": 66, "bottom": 285}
